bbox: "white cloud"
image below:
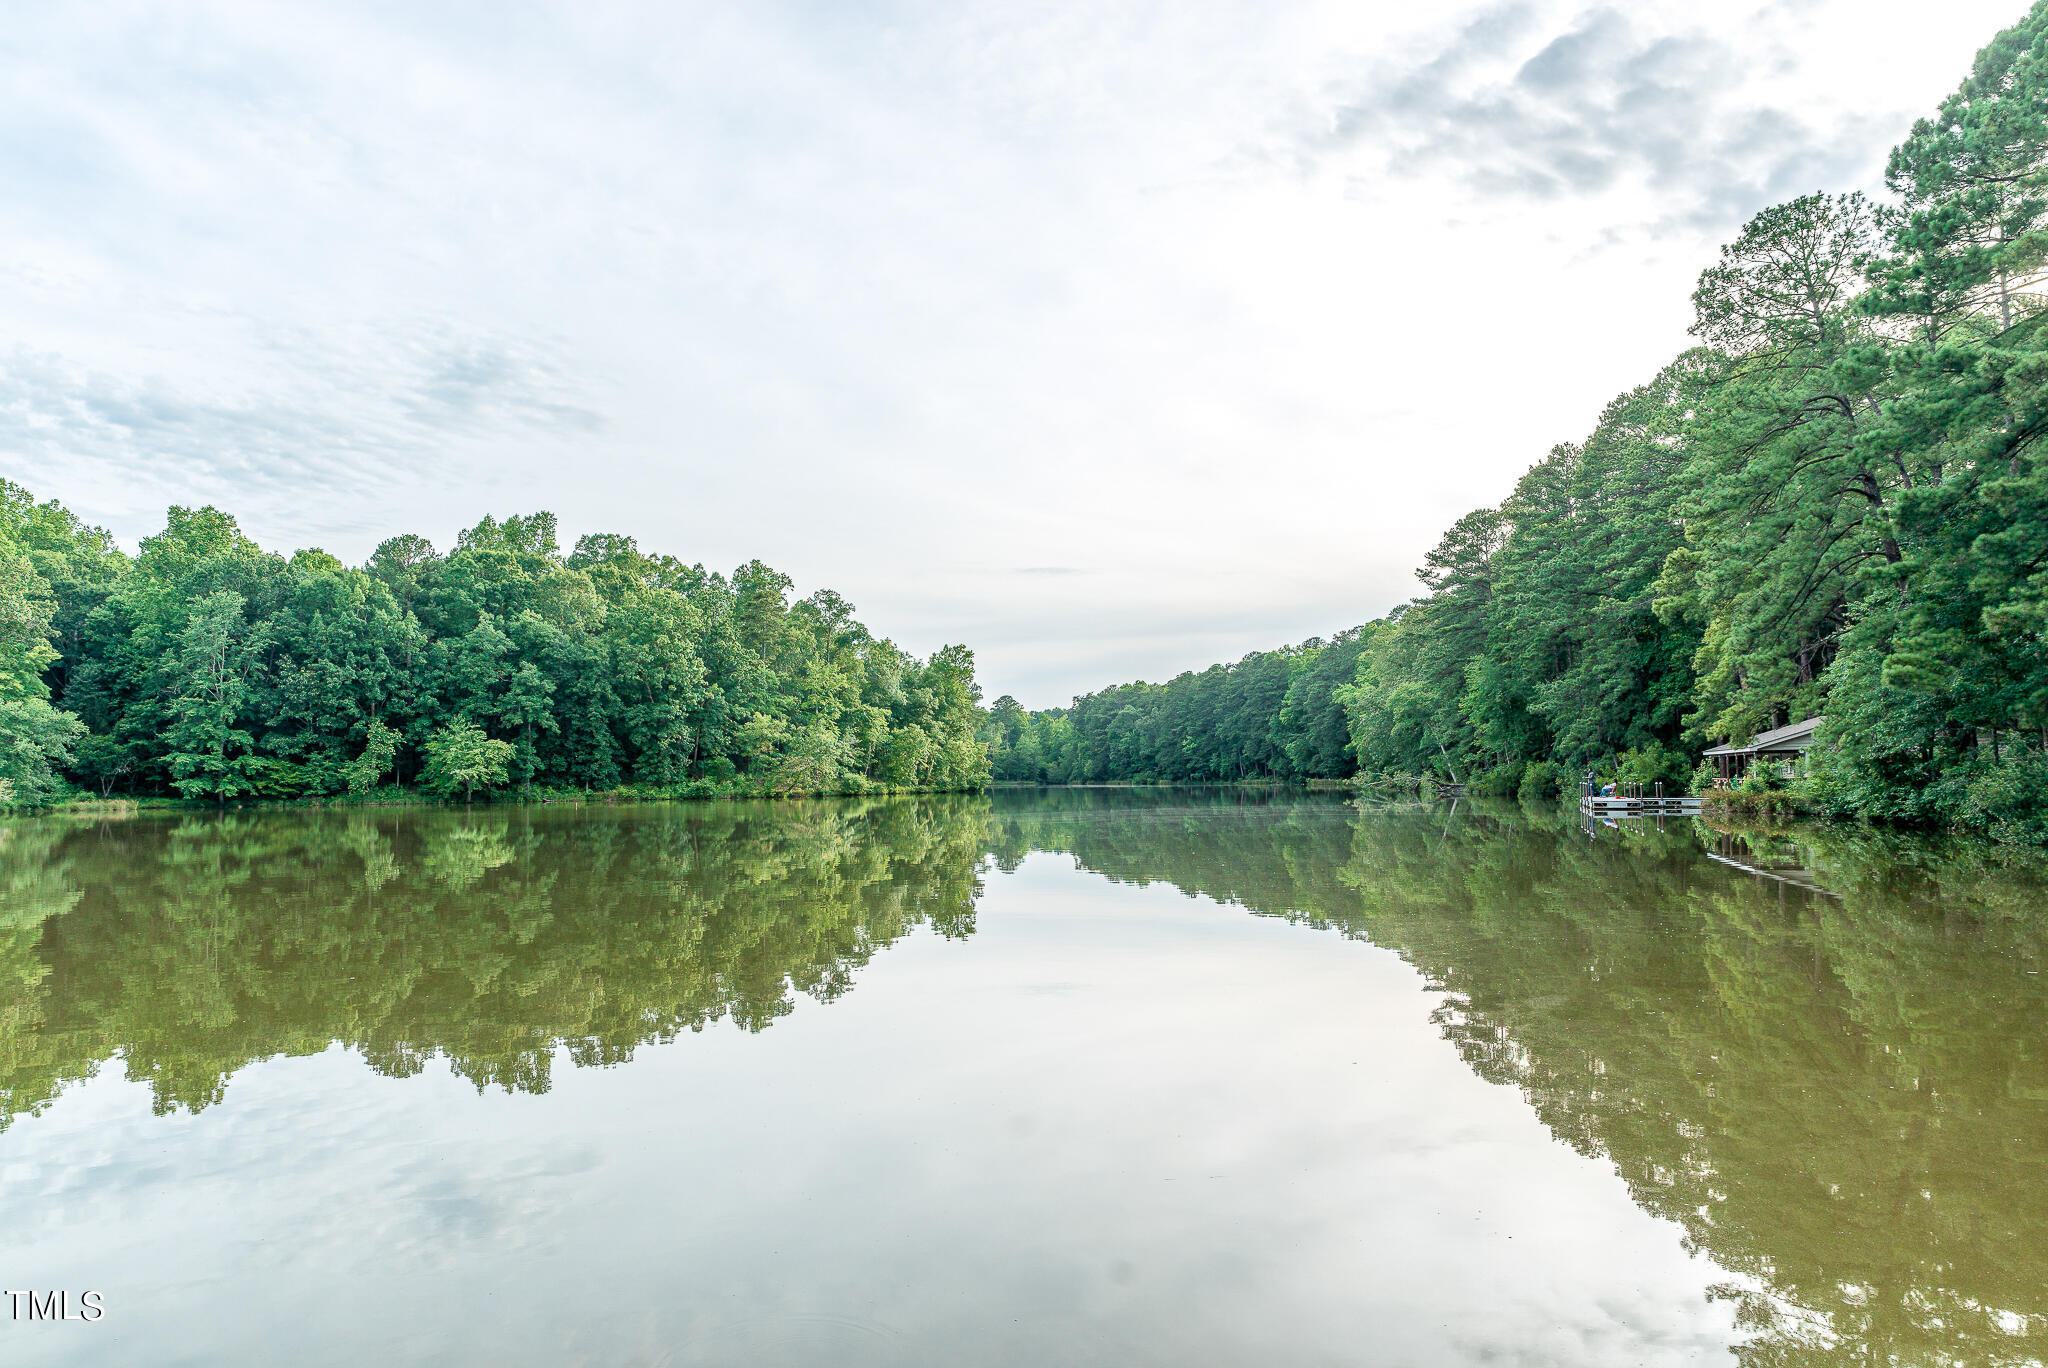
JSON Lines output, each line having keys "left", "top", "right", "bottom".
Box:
{"left": 1266, "top": 3, "right": 1907, "bottom": 234}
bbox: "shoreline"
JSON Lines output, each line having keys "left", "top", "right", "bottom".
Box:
{"left": 38, "top": 782, "right": 991, "bottom": 817}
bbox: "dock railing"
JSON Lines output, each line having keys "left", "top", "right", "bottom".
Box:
{"left": 1579, "top": 774, "right": 1701, "bottom": 817}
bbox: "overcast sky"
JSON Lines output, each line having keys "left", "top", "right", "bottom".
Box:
{"left": 0, "top": 1, "right": 2027, "bottom": 706}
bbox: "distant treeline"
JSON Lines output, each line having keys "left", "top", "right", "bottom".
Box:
{"left": 982, "top": 629, "right": 1367, "bottom": 784}
{"left": 0, "top": 491, "right": 989, "bottom": 805}
{"left": 995, "top": 6, "right": 2048, "bottom": 843}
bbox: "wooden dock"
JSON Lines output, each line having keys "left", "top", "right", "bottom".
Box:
{"left": 1580, "top": 795, "right": 1701, "bottom": 816}
{"left": 1578, "top": 779, "right": 1700, "bottom": 816}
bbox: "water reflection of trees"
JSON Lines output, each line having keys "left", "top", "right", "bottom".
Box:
{"left": 5, "top": 790, "right": 2047, "bottom": 1364}
{"left": 1013, "top": 791, "right": 2048, "bottom": 1368}
{"left": 1, "top": 799, "right": 988, "bottom": 1125}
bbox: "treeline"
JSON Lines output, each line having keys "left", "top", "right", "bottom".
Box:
{"left": 1350, "top": 4, "right": 2048, "bottom": 843}
{"left": 981, "top": 627, "right": 1367, "bottom": 783}
{"left": 0, "top": 485, "right": 990, "bottom": 804}
{"left": 1004, "top": 6, "right": 2048, "bottom": 843}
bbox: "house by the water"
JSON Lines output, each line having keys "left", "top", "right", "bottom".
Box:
{"left": 1702, "top": 717, "right": 1821, "bottom": 786}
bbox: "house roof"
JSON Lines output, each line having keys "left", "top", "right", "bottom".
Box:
{"left": 1702, "top": 717, "right": 1822, "bottom": 758}
{"left": 1752, "top": 716, "right": 1822, "bottom": 751}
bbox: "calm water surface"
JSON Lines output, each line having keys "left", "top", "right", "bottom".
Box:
{"left": 2, "top": 790, "right": 2045, "bottom": 1365}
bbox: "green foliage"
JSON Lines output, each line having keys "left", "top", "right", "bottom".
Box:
{"left": 420, "top": 719, "right": 514, "bottom": 802}
{"left": 1959, "top": 749, "right": 2048, "bottom": 844}
{"left": 0, "top": 539, "right": 58, "bottom": 702}
{"left": 1702, "top": 784, "right": 1807, "bottom": 822}
{"left": 1689, "top": 759, "right": 1722, "bottom": 798}
{"left": 1466, "top": 763, "right": 1523, "bottom": 798}
{"left": 0, "top": 699, "right": 85, "bottom": 807}
{"left": 345, "top": 720, "right": 399, "bottom": 797}
{"left": 1324, "top": 4, "right": 2048, "bottom": 844}
{"left": 1515, "top": 761, "right": 1562, "bottom": 802}
{"left": 989, "top": 628, "right": 1371, "bottom": 784}
{"left": 11, "top": 494, "right": 990, "bottom": 805}
{"left": 162, "top": 591, "right": 259, "bottom": 804}
{"left": 1340, "top": 365, "right": 1703, "bottom": 789}
{"left": 1614, "top": 743, "right": 1690, "bottom": 793}
{"left": 1736, "top": 766, "right": 1783, "bottom": 795}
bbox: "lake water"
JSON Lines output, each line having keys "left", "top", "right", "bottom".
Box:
{"left": 2, "top": 789, "right": 2045, "bottom": 1366}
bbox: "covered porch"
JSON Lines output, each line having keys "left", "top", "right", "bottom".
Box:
{"left": 1703, "top": 717, "right": 1821, "bottom": 787}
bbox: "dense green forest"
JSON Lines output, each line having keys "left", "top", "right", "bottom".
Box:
{"left": 991, "top": 5, "right": 2048, "bottom": 844}
{"left": 0, "top": 486, "right": 989, "bottom": 804}
{"left": 980, "top": 626, "right": 1367, "bottom": 784}
{"left": 1344, "top": 0, "right": 2048, "bottom": 845}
